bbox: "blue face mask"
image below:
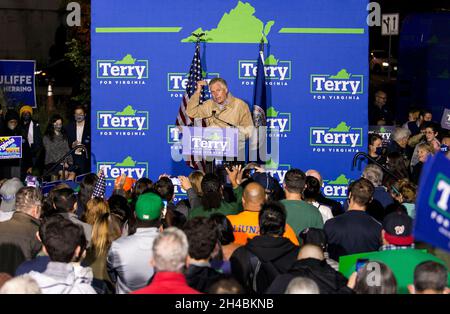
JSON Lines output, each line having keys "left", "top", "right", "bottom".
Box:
{"left": 375, "top": 147, "right": 383, "bottom": 156}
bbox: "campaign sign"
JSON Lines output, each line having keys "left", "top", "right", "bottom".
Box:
{"left": 0, "top": 60, "right": 36, "bottom": 107}
{"left": 91, "top": 0, "right": 368, "bottom": 195}
{"left": 414, "top": 152, "right": 450, "bottom": 253}
{"left": 0, "top": 136, "right": 22, "bottom": 159}
{"left": 182, "top": 127, "right": 238, "bottom": 158}
{"left": 369, "top": 125, "right": 396, "bottom": 147}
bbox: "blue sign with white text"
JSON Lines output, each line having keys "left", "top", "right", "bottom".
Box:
{"left": 415, "top": 152, "right": 450, "bottom": 253}
{"left": 91, "top": 0, "right": 369, "bottom": 196}
{"left": 0, "top": 136, "right": 22, "bottom": 159}
{"left": 0, "top": 60, "right": 36, "bottom": 107}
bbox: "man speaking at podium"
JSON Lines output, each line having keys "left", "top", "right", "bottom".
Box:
{"left": 186, "top": 78, "right": 254, "bottom": 136}
{"left": 186, "top": 78, "right": 254, "bottom": 167}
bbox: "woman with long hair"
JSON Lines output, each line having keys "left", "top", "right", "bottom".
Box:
{"left": 81, "top": 199, "right": 121, "bottom": 293}
{"left": 76, "top": 173, "right": 98, "bottom": 217}
{"left": 83, "top": 197, "right": 110, "bottom": 225}
{"left": 43, "top": 114, "right": 76, "bottom": 180}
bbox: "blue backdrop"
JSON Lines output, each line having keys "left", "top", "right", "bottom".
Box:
{"left": 91, "top": 0, "right": 369, "bottom": 200}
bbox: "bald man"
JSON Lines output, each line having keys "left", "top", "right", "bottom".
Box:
{"left": 266, "top": 244, "right": 352, "bottom": 294}
{"left": 227, "top": 182, "right": 299, "bottom": 245}
{"left": 305, "top": 169, "right": 344, "bottom": 216}
{"left": 297, "top": 244, "right": 325, "bottom": 261}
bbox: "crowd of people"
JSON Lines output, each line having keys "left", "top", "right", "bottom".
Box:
{"left": 0, "top": 97, "right": 449, "bottom": 294}
{"left": 0, "top": 104, "right": 90, "bottom": 181}
{"left": 0, "top": 160, "right": 449, "bottom": 294}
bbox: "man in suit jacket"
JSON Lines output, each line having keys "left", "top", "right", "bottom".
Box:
{"left": 65, "top": 105, "right": 90, "bottom": 175}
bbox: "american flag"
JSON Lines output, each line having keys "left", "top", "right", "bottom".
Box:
{"left": 175, "top": 41, "right": 207, "bottom": 171}
{"left": 92, "top": 167, "right": 106, "bottom": 199}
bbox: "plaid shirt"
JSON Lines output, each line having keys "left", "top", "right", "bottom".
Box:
{"left": 380, "top": 243, "right": 415, "bottom": 251}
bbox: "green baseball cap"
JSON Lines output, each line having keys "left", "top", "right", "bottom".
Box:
{"left": 135, "top": 193, "right": 163, "bottom": 221}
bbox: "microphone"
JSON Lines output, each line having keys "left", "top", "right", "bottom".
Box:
{"left": 212, "top": 110, "right": 236, "bottom": 128}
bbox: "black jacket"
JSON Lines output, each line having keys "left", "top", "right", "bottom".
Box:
{"left": 20, "top": 119, "right": 43, "bottom": 157}
{"left": 0, "top": 125, "right": 33, "bottom": 179}
{"left": 65, "top": 121, "right": 91, "bottom": 174}
{"left": 65, "top": 120, "right": 91, "bottom": 150}
{"left": 185, "top": 264, "right": 225, "bottom": 293}
{"left": 266, "top": 258, "right": 353, "bottom": 294}
{"left": 230, "top": 235, "right": 299, "bottom": 293}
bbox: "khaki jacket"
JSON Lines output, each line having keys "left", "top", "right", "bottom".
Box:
{"left": 186, "top": 92, "right": 254, "bottom": 137}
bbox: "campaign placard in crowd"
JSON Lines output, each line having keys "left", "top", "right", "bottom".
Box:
{"left": 414, "top": 152, "right": 450, "bottom": 253}
{"left": 369, "top": 125, "right": 396, "bottom": 147}
{"left": 0, "top": 136, "right": 22, "bottom": 159}
{"left": 0, "top": 60, "right": 36, "bottom": 107}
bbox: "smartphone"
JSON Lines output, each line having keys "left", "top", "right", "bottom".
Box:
{"left": 249, "top": 168, "right": 256, "bottom": 176}
{"left": 355, "top": 258, "right": 369, "bottom": 272}
{"left": 170, "top": 177, "right": 180, "bottom": 185}
{"left": 25, "top": 175, "right": 39, "bottom": 188}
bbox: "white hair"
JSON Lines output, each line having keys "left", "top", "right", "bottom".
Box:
{"left": 392, "top": 127, "right": 411, "bottom": 143}
{"left": 152, "top": 227, "right": 188, "bottom": 272}
{"left": 363, "top": 164, "right": 383, "bottom": 187}
{"left": 0, "top": 275, "right": 41, "bottom": 294}
{"left": 285, "top": 277, "right": 320, "bottom": 294}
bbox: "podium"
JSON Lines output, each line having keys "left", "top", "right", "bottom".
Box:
{"left": 181, "top": 126, "right": 240, "bottom": 174}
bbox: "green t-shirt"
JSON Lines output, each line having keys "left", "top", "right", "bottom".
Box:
{"left": 280, "top": 199, "right": 324, "bottom": 236}
{"left": 339, "top": 249, "right": 450, "bottom": 294}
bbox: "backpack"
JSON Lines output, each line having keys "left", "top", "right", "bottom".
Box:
{"left": 236, "top": 247, "right": 281, "bottom": 294}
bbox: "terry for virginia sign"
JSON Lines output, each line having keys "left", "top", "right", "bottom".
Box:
{"left": 414, "top": 152, "right": 450, "bottom": 253}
